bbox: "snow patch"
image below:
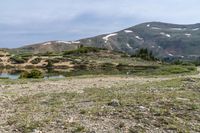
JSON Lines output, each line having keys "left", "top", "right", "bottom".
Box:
{"left": 43, "top": 42, "right": 52, "bottom": 45}
{"left": 192, "top": 28, "right": 199, "bottom": 31}
{"left": 103, "top": 33, "right": 117, "bottom": 43}
{"left": 151, "top": 27, "right": 161, "bottom": 30}
{"left": 147, "top": 24, "right": 150, "bottom": 27}
{"left": 124, "top": 30, "right": 133, "bottom": 33}
{"left": 170, "top": 28, "right": 185, "bottom": 31}
{"left": 168, "top": 53, "right": 174, "bottom": 57}
{"left": 126, "top": 43, "right": 133, "bottom": 49}
{"left": 185, "top": 33, "right": 191, "bottom": 37}
{"left": 56, "top": 41, "right": 72, "bottom": 44}
{"left": 55, "top": 41, "right": 80, "bottom": 44}
{"left": 72, "top": 41, "right": 80, "bottom": 44}
{"left": 160, "top": 32, "right": 171, "bottom": 38}
{"left": 135, "top": 36, "right": 143, "bottom": 40}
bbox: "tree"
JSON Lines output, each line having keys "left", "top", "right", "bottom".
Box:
{"left": 132, "top": 48, "right": 157, "bottom": 61}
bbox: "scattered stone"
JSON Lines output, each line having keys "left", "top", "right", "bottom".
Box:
{"left": 87, "top": 131, "right": 96, "bottom": 133}
{"left": 32, "top": 129, "right": 42, "bottom": 133}
{"left": 176, "top": 97, "right": 190, "bottom": 101}
{"left": 183, "top": 78, "right": 196, "bottom": 82}
{"left": 108, "top": 99, "right": 121, "bottom": 107}
{"left": 68, "top": 117, "right": 74, "bottom": 123}
{"left": 138, "top": 106, "right": 149, "bottom": 112}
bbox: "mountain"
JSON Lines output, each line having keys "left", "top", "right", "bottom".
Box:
{"left": 10, "top": 22, "right": 200, "bottom": 59}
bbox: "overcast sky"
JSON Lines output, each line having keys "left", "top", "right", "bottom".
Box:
{"left": 0, "top": 0, "right": 200, "bottom": 48}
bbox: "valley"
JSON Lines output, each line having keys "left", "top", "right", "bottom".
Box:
{"left": 0, "top": 46, "right": 199, "bottom": 133}
{"left": 0, "top": 22, "right": 200, "bottom": 133}
{"left": 0, "top": 69, "right": 200, "bottom": 132}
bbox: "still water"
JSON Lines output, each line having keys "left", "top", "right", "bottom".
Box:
{"left": 0, "top": 66, "right": 156, "bottom": 79}
{"left": 0, "top": 69, "right": 66, "bottom": 80}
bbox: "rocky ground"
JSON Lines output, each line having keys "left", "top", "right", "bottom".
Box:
{"left": 0, "top": 73, "right": 200, "bottom": 133}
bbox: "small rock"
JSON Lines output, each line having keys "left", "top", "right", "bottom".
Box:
{"left": 176, "top": 97, "right": 190, "bottom": 101}
{"left": 87, "top": 131, "right": 96, "bottom": 133}
{"left": 139, "top": 106, "right": 149, "bottom": 111}
{"left": 32, "top": 129, "right": 42, "bottom": 133}
{"left": 68, "top": 117, "right": 74, "bottom": 123}
{"left": 108, "top": 99, "right": 120, "bottom": 107}
{"left": 183, "top": 78, "right": 196, "bottom": 82}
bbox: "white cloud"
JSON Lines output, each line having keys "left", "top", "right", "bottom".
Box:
{"left": 0, "top": 0, "right": 200, "bottom": 47}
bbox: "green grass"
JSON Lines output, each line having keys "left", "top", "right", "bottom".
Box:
{"left": 5, "top": 77, "right": 200, "bottom": 132}
{"left": 63, "top": 46, "right": 101, "bottom": 55}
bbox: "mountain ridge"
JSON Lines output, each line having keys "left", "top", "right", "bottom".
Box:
{"left": 7, "top": 22, "right": 200, "bottom": 59}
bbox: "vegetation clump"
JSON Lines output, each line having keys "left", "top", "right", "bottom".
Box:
{"left": 132, "top": 48, "right": 157, "bottom": 61}
{"left": 20, "top": 69, "right": 44, "bottom": 79}
{"left": 30, "top": 58, "right": 42, "bottom": 64}
{"left": 63, "top": 46, "right": 100, "bottom": 55}
{"left": 10, "top": 56, "right": 29, "bottom": 64}
{"left": 46, "top": 60, "right": 54, "bottom": 68}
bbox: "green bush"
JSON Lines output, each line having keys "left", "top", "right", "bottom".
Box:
{"left": 30, "top": 58, "right": 42, "bottom": 64}
{"left": 10, "top": 56, "right": 28, "bottom": 64}
{"left": 46, "top": 58, "right": 61, "bottom": 64}
{"left": 20, "top": 70, "right": 44, "bottom": 79}
{"left": 158, "top": 65, "right": 196, "bottom": 74}
{"left": 63, "top": 47, "right": 100, "bottom": 55}
{"left": 46, "top": 60, "right": 54, "bottom": 68}
{"left": 17, "top": 53, "right": 33, "bottom": 58}
{"left": 132, "top": 48, "right": 157, "bottom": 61}
{"left": 39, "top": 51, "right": 60, "bottom": 56}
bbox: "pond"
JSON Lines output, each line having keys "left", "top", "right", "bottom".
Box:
{"left": 0, "top": 66, "right": 158, "bottom": 79}
{"left": 0, "top": 69, "right": 67, "bottom": 80}
{"left": 0, "top": 73, "right": 20, "bottom": 80}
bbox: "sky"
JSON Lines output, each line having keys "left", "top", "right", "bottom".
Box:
{"left": 0, "top": 0, "right": 200, "bottom": 48}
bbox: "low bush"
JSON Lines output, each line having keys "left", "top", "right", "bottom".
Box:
{"left": 63, "top": 47, "right": 100, "bottom": 55}
{"left": 10, "top": 55, "right": 30, "bottom": 64}
{"left": 158, "top": 65, "right": 196, "bottom": 75}
{"left": 20, "top": 69, "right": 44, "bottom": 79}
{"left": 17, "top": 53, "right": 33, "bottom": 58}
{"left": 30, "top": 58, "right": 42, "bottom": 64}
{"left": 132, "top": 48, "right": 157, "bottom": 61}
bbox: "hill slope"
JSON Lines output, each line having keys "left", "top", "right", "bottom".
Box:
{"left": 10, "top": 22, "right": 200, "bottom": 59}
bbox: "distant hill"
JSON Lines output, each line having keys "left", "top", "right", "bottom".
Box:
{"left": 9, "top": 22, "right": 200, "bottom": 59}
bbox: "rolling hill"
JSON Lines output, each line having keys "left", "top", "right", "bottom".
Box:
{"left": 9, "top": 22, "right": 200, "bottom": 59}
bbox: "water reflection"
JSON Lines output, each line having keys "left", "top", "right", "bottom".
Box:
{"left": 0, "top": 66, "right": 157, "bottom": 79}
{"left": 0, "top": 68, "right": 68, "bottom": 80}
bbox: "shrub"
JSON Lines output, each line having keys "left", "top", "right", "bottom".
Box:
{"left": 17, "top": 53, "right": 33, "bottom": 58}
{"left": 46, "top": 58, "right": 61, "bottom": 64}
{"left": 159, "top": 65, "right": 196, "bottom": 74}
{"left": 10, "top": 56, "right": 27, "bottom": 64}
{"left": 20, "top": 70, "right": 44, "bottom": 79}
{"left": 46, "top": 60, "right": 53, "bottom": 68}
{"left": 30, "top": 58, "right": 42, "bottom": 64}
{"left": 39, "top": 51, "right": 59, "bottom": 56}
{"left": 63, "top": 46, "right": 100, "bottom": 55}
{"left": 132, "top": 48, "right": 157, "bottom": 61}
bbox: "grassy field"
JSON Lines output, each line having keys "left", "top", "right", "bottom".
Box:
{"left": 0, "top": 48, "right": 199, "bottom": 133}
{"left": 0, "top": 73, "right": 200, "bottom": 133}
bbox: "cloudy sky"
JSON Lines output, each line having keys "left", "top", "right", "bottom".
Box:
{"left": 0, "top": 0, "right": 200, "bottom": 48}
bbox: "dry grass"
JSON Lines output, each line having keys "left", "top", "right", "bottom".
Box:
{"left": 0, "top": 75, "right": 199, "bottom": 133}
